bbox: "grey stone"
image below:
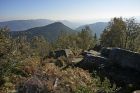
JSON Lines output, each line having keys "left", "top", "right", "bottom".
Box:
{"left": 109, "top": 48, "right": 140, "bottom": 71}
{"left": 75, "top": 54, "right": 108, "bottom": 72}
{"left": 49, "top": 49, "right": 73, "bottom": 58}
{"left": 76, "top": 47, "right": 140, "bottom": 92}
{"left": 101, "top": 47, "right": 112, "bottom": 58}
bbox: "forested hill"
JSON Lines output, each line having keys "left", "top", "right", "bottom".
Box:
{"left": 10, "top": 22, "right": 75, "bottom": 42}
{"left": 76, "top": 22, "right": 108, "bottom": 37}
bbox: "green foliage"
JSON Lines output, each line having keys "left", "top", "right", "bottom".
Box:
{"left": 77, "top": 26, "right": 95, "bottom": 50}
{"left": 76, "top": 86, "right": 93, "bottom": 93}
{"left": 31, "top": 36, "right": 50, "bottom": 57}
{"left": 55, "top": 26, "right": 96, "bottom": 50}
{"left": 76, "top": 76, "right": 117, "bottom": 93}
{"left": 100, "top": 17, "right": 126, "bottom": 47}
{"left": 0, "top": 28, "right": 13, "bottom": 77}
{"left": 100, "top": 17, "right": 140, "bottom": 52}
{"left": 100, "top": 77, "right": 117, "bottom": 93}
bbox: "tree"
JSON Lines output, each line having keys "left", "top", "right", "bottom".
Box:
{"left": 124, "top": 18, "right": 140, "bottom": 50}
{"left": 100, "top": 17, "right": 140, "bottom": 52}
{"left": 0, "top": 27, "right": 11, "bottom": 58}
{"left": 78, "top": 26, "right": 94, "bottom": 50}
{"left": 0, "top": 27, "right": 14, "bottom": 77}
{"left": 31, "top": 36, "right": 50, "bottom": 57}
{"left": 55, "top": 31, "right": 71, "bottom": 49}
{"left": 100, "top": 17, "right": 126, "bottom": 48}
{"left": 53, "top": 26, "right": 97, "bottom": 50}
{"left": 94, "top": 33, "right": 98, "bottom": 44}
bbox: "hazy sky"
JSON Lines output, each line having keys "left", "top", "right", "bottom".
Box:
{"left": 0, "top": 0, "right": 140, "bottom": 22}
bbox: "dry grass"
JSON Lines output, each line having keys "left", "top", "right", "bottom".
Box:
{"left": 0, "top": 56, "right": 116, "bottom": 93}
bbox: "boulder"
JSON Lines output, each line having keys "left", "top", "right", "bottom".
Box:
{"left": 100, "top": 47, "right": 140, "bottom": 72}
{"left": 49, "top": 49, "right": 73, "bottom": 58}
{"left": 101, "top": 47, "right": 112, "bottom": 58}
{"left": 55, "top": 50, "right": 66, "bottom": 58}
{"left": 81, "top": 50, "right": 100, "bottom": 57}
{"left": 76, "top": 47, "right": 140, "bottom": 92}
{"left": 75, "top": 54, "right": 108, "bottom": 72}
{"left": 109, "top": 48, "right": 140, "bottom": 72}
{"left": 88, "top": 50, "right": 101, "bottom": 56}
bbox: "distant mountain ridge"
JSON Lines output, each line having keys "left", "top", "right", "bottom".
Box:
{"left": 0, "top": 19, "right": 54, "bottom": 31}
{"left": 0, "top": 19, "right": 82, "bottom": 31}
{"left": 11, "top": 22, "right": 75, "bottom": 42}
{"left": 1, "top": 19, "right": 109, "bottom": 38}
{"left": 76, "top": 22, "right": 108, "bottom": 37}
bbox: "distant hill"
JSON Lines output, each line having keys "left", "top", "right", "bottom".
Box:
{"left": 0, "top": 19, "right": 82, "bottom": 31}
{"left": 11, "top": 22, "right": 75, "bottom": 42}
{"left": 0, "top": 19, "right": 54, "bottom": 31}
{"left": 76, "top": 22, "right": 108, "bottom": 37}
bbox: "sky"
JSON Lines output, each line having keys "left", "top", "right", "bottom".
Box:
{"left": 0, "top": 0, "right": 140, "bottom": 22}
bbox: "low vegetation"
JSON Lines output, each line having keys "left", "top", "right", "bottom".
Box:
{"left": 0, "top": 26, "right": 116, "bottom": 93}
{"left": 0, "top": 17, "right": 140, "bottom": 93}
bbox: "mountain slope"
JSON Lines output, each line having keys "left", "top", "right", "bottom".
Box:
{"left": 76, "top": 22, "right": 108, "bottom": 37}
{"left": 0, "top": 19, "right": 54, "bottom": 31}
{"left": 11, "top": 22, "right": 75, "bottom": 42}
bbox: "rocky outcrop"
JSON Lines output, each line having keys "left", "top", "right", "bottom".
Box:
{"left": 75, "top": 51, "right": 108, "bottom": 72}
{"left": 100, "top": 47, "right": 140, "bottom": 72}
{"left": 76, "top": 47, "right": 140, "bottom": 72}
{"left": 101, "top": 47, "right": 112, "bottom": 58}
{"left": 75, "top": 47, "right": 140, "bottom": 93}
{"left": 109, "top": 48, "right": 140, "bottom": 72}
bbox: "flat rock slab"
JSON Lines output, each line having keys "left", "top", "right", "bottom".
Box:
{"left": 109, "top": 48, "right": 140, "bottom": 72}
{"left": 72, "top": 57, "right": 83, "bottom": 63}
